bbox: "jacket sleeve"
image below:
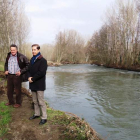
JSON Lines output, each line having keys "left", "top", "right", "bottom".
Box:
{"left": 31, "top": 59, "right": 48, "bottom": 82}
{"left": 20, "top": 56, "right": 29, "bottom": 75}
{"left": 4, "top": 55, "right": 8, "bottom": 71}
{"left": 27, "top": 62, "right": 31, "bottom": 78}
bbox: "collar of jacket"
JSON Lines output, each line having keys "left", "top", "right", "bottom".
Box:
{"left": 37, "top": 55, "right": 43, "bottom": 59}
{"left": 7, "top": 51, "right": 19, "bottom": 60}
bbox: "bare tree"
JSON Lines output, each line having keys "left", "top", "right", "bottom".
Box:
{"left": 41, "top": 44, "right": 54, "bottom": 61}
{"left": 88, "top": 0, "right": 140, "bottom": 69}
{"left": 0, "top": 0, "right": 30, "bottom": 61}
{"left": 53, "top": 30, "right": 85, "bottom": 64}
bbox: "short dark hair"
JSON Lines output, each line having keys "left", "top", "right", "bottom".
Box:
{"left": 10, "top": 44, "right": 18, "bottom": 49}
{"left": 32, "top": 44, "right": 40, "bottom": 50}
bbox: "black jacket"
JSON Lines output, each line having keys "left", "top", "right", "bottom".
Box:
{"left": 5, "top": 52, "right": 29, "bottom": 82}
{"left": 28, "top": 55, "right": 48, "bottom": 91}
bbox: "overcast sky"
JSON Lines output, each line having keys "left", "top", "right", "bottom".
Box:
{"left": 23, "top": 0, "right": 115, "bottom": 45}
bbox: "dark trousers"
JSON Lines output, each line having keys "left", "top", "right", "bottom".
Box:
{"left": 7, "top": 74, "right": 22, "bottom": 105}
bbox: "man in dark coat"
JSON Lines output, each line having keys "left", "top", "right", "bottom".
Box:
{"left": 4, "top": 44, "right": 29, "bottom": 108}
{"left": 28, "top": 44, "right": 48, "bottom": 125}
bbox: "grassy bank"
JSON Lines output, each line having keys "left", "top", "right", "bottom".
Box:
{"left": 0, "top": 102, "right": 13, "bottom": 138}
{"left": 46, "top": 107, "right": 101, "bottom": 140}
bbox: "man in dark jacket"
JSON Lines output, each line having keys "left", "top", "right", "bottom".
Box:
{"left": 4, "top": 44, "right": 29, "bottom": 108}
{"left": 28, "top": 44, "right": 48, "bottom": 125}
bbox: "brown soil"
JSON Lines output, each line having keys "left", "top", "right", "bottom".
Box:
{"left": 0, "top": 91, "right": 66, "bottom": 140}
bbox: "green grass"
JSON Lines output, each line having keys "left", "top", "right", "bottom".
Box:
{"left": 0, "top": 61, "right": 4, "bottom": 71}
{"left": 47, "top": 108, "right": 64, "bottom": 121}
{"left": 46, "top": 107, "right": 89, "bottom": 140}
{"left": 0, "top": 102, "right": 13, "bottom": 137}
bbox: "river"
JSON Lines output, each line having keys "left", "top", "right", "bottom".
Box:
{"left": 23, "top": 64, "right": 140, "bottom": 140}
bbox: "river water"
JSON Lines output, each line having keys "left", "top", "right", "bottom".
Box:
{"left": 24, "top": 64, "right": 140, "bottom": 140}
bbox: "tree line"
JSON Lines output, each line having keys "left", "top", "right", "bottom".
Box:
{"left": 41, "top": 0, "right": 140, "bottom": 70}
{"left": 28, "top": 30, "right": 87, "bottom": 64}
{"left": 86, "top": 0, "right": 140, "bottom": 70}
{"left": 1, "top": 0, "right": 140, "bottom": 71}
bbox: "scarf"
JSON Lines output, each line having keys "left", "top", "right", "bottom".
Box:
{"left": 31, "top": 52, "right": 41, "bottom": 65}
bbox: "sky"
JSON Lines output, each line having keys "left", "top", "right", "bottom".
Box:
{"left": 22, "top": 0, "right": 115, "bottom": 45}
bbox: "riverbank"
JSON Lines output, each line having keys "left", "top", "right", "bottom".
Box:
{"left": 48, "top": 61, "right": 63, "bottom": 67}
{"left": 47, "top": 61, "right": 88, "bottom": 67}
{"left": 91, "top": 61, "right": 140, "bottom": 72}
{"left": 0, "top": 73, "right": 102, "bottom": 140}
{"left": 104, "top": 64, "right": 140, "bottom": 72}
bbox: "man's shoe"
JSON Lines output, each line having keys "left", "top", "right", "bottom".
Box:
{"left": 13, "top": 104, "right": 21, "bottom": 108}
{"left": 39, "top": 119, "right": 47, "bottom": 125}
{"left": 5, "top": 103, "right": 13, "bottom": 106}
{"left": 29, "top": 115, "right": 40, "bottom": 120}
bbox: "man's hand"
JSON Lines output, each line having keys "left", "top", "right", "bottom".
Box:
{"left": 16, "top": 71, "right": 21, "bottom": 76}
{"left": 5, "top": 71, "right": 9, "bottom": 75}
{"left": 28, "top": 77, "right": 33, "bottom": 83}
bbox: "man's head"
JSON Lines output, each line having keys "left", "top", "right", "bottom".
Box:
{"left": 31, "top": 44, "right": 40, "bottom": 56}
{"left": 10, "top": 44, "right": 18, "bottom": 56}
